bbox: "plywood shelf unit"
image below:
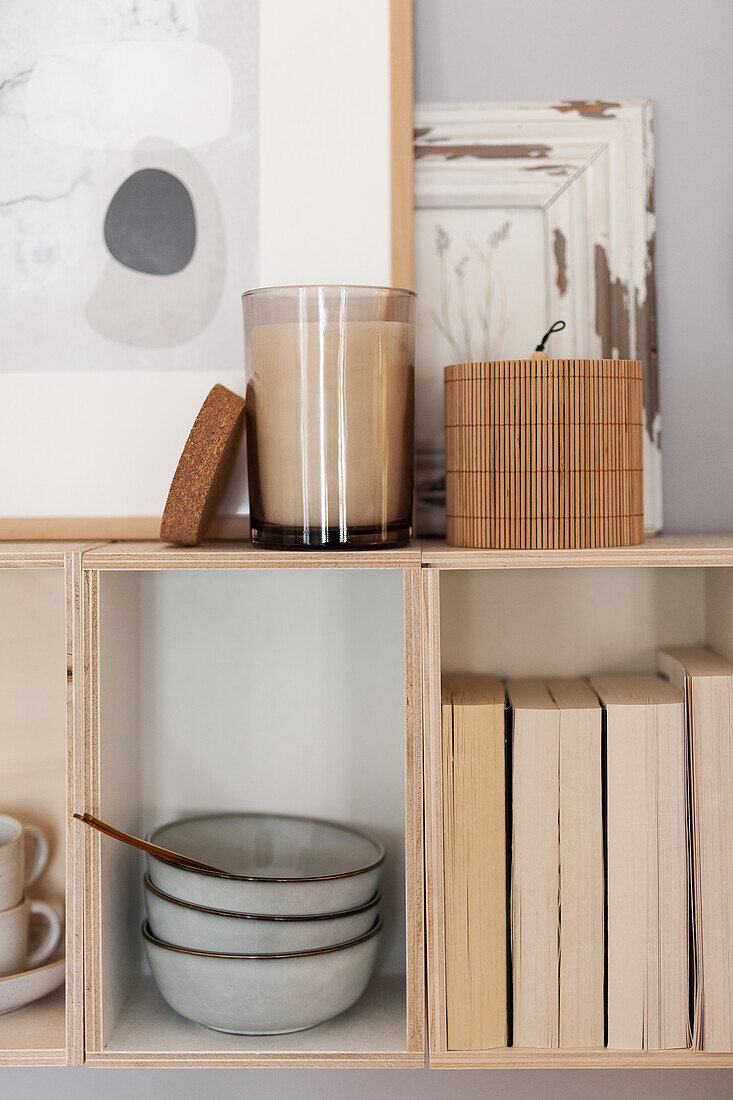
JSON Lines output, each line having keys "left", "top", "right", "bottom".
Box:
{"left": 5, "top": 534, "right": 733, "bottom": 1069}
{"left": 79, "top": 545, "right": 424, "bottom": 1069}
{"left": 0, "top": 545, "right": 91, "bottom": 1065}
{"left": 420, "top": 534, "right": 733, "bottom": 1068}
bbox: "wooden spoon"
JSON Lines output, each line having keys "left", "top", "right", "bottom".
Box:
{"left": 73, "top": 813, "right": 226, "bottom": 875}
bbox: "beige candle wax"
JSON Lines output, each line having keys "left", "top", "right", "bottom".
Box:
{"left": 246, "top": 320, "right": 414, "bottom": 537}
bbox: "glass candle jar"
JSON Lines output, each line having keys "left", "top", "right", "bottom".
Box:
{"left": 242, "top": 285, "right": 415, "bottom": 549}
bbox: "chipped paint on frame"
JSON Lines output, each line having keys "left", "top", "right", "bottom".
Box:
{"left": 414, "top": 141, "right": 552, "bottom": 160}
{"left": 594, "top": 243, "right": 631, "bottom": 360}
{"left": 553, "top": 99, "right": 622, "bottom": 118}
{"left": 553, "top": 229, "right": 568, "bottom": 296}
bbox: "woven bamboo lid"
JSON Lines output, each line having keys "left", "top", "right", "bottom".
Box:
{"left": 160, "top": 384, "right": 245, "bottom": 546}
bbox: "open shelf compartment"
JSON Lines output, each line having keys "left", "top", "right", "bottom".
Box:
{"left": 421, "top": 540, "right": 733, "bottom": 1068}
{"left": 82, "top": 550, "right": 423, "bottom": 1068}
{"left": 0, "top": 546, "right": 88, "bottom": 1066}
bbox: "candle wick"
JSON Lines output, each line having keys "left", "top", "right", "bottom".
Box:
{"left": 535, "top": 319, "right": 566, "bottom": 352}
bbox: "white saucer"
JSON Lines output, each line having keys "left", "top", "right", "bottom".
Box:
{"left": 0, "top": 957, "right": 64, "bottom": 1015}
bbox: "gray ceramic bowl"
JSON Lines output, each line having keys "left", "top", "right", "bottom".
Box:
{"left": 145, "top": 813, "right": 384, "bottom": 916}
{"left": 142, "top": 917, "right": 382, "bottom": 1034}
{"left": 144, "top": 874, "right": 381, "bottom": 953}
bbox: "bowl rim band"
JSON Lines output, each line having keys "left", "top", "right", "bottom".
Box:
{"left": 141, "top": 915, "right": 383, "bottom": 960}
{"left": 146, "top": 812, "right": 386, "bottom": 883}
{"left": 144, "top": 873, "right": 381, "bottom": 922}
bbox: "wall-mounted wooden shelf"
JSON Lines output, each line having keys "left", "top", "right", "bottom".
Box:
{"left": 2, "top": 535, "right": 733, "bottom": 1069}
{"left": 7, "top": 532, "right": 733, "bottom": 571}
{"left": 420, "top": 537, "right": 733, "bottom": 1069}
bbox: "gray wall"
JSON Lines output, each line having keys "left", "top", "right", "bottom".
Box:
{"left": 5, "top": 1, "right": 732, "bottom": 1096}
{"left": 417, "top": 0, "right": 733, "bottom": 535}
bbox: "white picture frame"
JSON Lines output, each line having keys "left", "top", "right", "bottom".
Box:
{"left": 414, "top": 100, "right": 661, "bottom": 536}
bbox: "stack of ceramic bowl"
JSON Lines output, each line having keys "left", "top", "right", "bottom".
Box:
{"left": 142, "top": 812, "right": 384, "bottom": 1035}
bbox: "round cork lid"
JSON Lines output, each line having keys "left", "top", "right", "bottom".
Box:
{"left": 160, "top": 384, "right": 246, "bottom": 546}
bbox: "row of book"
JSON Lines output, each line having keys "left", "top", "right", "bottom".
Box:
{"left": 441, "top": 645, "right": 733, "bottom": 1051}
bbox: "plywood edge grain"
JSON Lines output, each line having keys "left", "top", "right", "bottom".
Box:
{"left": 403, "top": 567, "right": 424, "bottom": 1054}
{"left": 86, "top": 1051, "right": 425, "bottom": 1068}
{"left": 420, "top": 569, "right": 448, "bottom": 1055}
{"left": 420, "top": 535, "right": 733, "bottom": 569}
{"left": 0, "top": 1049, "right": 67, "bottom": 1067}
{"left": 82, "top": 542, "right": 422, "bottom": 570}
{"left": 64, "top": 552, "right": 86, "bottom": 1065}
{"left": 10, "top": 535, "right": 733, "bottom": 572}
{"left": 0, "top": 543, "right": 106, "bottom": 568}
{"left": 83, "top": 570, "right": 102, "bottom": 1054}
{"left": 430, "top": 1050, "right": 733, "bottom": 1069}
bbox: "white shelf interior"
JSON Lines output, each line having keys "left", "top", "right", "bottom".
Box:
{"left": 99, "top": 973, "right": 406, "bottom": 1059}
{"left": 95, "top": 567, "right": 410, "bottom": 1057}
{"left": 441, "top": 565, "right": 717, "bottom": 676}
{"left": 0, "top": 568, "right": 67, "bottom": 1060}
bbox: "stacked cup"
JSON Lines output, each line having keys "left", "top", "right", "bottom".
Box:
{"left": 0, "top": 814, "right": 63, "bottom": 978}
{"left": 142, "top": 812, "right": 384, "bottom": 1035}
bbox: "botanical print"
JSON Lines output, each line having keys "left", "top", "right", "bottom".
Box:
{"left": 414, "top": 206, "right": 546, "bottom": 535}
{"left": 0, "top": 0, "right": 258, "bottom": 370}
{"left": 430, "top": 221, "right": 511, "bottom": 363}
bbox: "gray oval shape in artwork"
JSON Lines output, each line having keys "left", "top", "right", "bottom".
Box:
{"left": 104, "top": 169, "right": 196, "bottom": 275}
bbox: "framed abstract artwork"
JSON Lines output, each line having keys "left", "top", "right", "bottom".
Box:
{"left": 0, "top": 0, "right": 413, "bottom": 537}
{"left": 413, "top": 101, "right": 661, "bottom": 536}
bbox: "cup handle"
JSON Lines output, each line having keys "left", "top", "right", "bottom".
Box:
{"left": 25, "top": 900, "right": 63, "bottom": 970}
{"left": 23, "top": 825, "right": 49, "bottom": 888}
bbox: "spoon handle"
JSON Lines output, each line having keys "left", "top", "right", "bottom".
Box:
{"left": 73, "top": 813, "right": 223, "bottom": 874}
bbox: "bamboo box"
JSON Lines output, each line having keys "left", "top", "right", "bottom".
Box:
{"left": 444, "top": 358, "right": 644, "bottom": 550}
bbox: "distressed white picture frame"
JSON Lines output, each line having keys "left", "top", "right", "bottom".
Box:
{"left": 414, "top": 100, "right": 661, "bottom": 536}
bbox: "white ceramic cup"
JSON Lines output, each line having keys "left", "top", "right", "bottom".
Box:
{"left": 0, "top": 815, "right": 50, "bottom": 911}
{"left": 0, "top": 897, "right": 63, "bottom": 977}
